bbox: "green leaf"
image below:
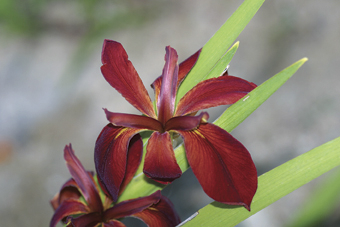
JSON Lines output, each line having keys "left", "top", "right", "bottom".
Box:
{"left": 180, "top": 136, "right": 340, "bottom": 227}
{"left": 118, "top": 57, "right": 307, "bottom": 202}
{"left": 214, "top": 57, "right": 308, "bottom": 131}
{"left": 286, "top": 167, "right": 340, "bottom": 227}
{"left": 176, "top": 0, "right": 265, "bottom": 102}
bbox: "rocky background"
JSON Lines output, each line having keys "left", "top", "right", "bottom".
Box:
{"left": 0, "top": 0, "right": 340, "bottom": 226}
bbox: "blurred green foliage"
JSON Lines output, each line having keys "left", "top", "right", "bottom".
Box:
{"left": 0, "top": 0, "right": 161, "bottom": 36}
{"left": 0, "top": 0, "right": 166, "bottom": 85}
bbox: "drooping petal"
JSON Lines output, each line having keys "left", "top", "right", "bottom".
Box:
{"left": 95, "top": 124, "right": 143, "bottom": 202}
{"left": 104, "top": 109, "right": 163, "bottom": 131}
{"left": 103, "top": 190, "right": 161, "bottom": 221}
{"left": 70, "top": 212, "right": 103, "bottom": 227}
{"left": 119, "top": 134, "right": 143, "bottom": 195}
{"left": 175, "top": 75, "right": 257, "bottom": 116}
{"left": 132, "top": 192, "right": 181, "bottom": 227}
{"left": 164, "top": 112, "right": 209, "bottom": 131}
{"left": 50, "top": 199, "right": 89, "bottom": 227}
{"left": 64, "top": 144, "right": 103, "bottom": 212}
{"left": 144, "top": 132, "right": 182, "bottom": 184}
{"left": 157, "top": 46, "right": 179, "bottom": 125}
{"left": 101, "top": 40, "right": 156, "bottom": 118}
{"left": 151, "top": 49, "right": 201, "bottom": 103}
{"left": 103, "top": 220, "right": 126, "bottom": 227}
{"left": 177, "top": 123, "right": 257, "bottom": 210}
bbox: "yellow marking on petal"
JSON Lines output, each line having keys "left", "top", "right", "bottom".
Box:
{"left": 148, "top": 207, "right": 159, "bottom": 211}
{"left": 193, "top": 129, "right": 205, "bottom": 139}
{"left": 115, "top": 128, "right": 129, "bottom": 139}
{"left": 66, "top": 218, "right": 72, "bottom": 226}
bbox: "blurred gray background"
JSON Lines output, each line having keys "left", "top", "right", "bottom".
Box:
{"left": 0, "top": 0, "right": 340, "bottom": 226}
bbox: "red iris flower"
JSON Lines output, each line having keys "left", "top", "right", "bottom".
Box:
{"left": 96, "top": 39, "right": 258, "bottom": 210}
{"left": 50, "top": 144, "right": 180, "bottom": 227}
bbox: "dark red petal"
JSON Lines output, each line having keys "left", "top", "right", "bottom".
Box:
{"left": 119, "top": 134, "right": 143, "bottom": 195}
{"left": 95, "top": 124, "right": 142, "bottom": 202}
{"left": 50, "top": 199, "right": 89, "bottom": 227}
{"left": 104, "top": 108, "right": 163, "bottom": 131}
{"left": 151, "top": 76, "right": 162, "bottom": 107}
{"left": 177, "top": 48, "right": 201, "bottom": 87}
{"left": 103, "top": 191, "right": 161, "bottom": 220}
{"left": 151, "top": 49, "right": 201, "bottom": 104}
{"left": 64, "top": 144, "right": 103, "bottom": 212}
{"left": 103, "top": 220, "right": 126, "bottom": 227}
{"left": 50, "top": 178, "right": 81, "bottom": 210}
{"left": 175, "top": 75, "right": 257, "bottom": 116}
{"left": 101, "top": 40, "right": 156, "bottom": 118}
{"left": 132, "top": 193, "right": 181, "bottom": 227}
{"left": 164, "top": 112, "right": 209, "bottom": 131}
{"left": 70, "top": 212, "right": 103, "bottom": 227}
{"left": 177, "top": 123, "right": 257, "bottom": 210}
{"left": 157, "top": 46, "right": 179, "bottom": 125}
{"left": 143, "top": 132, "right": 182, "bottom": 184}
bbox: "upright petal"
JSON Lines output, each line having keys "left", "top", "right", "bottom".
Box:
{"left": 144, "top": 132, "right": 182, "bottom": 184}
{"left": 157, "top": 46, "right": 179, "bottom": 124}
{"left": 177, "top": 123, "right": 257, "bottom": 210}
{"left": 101, "top": 40, "right": 156, "bottom": 118}
{"left": 132, "top": 193, "right": 181, "bottom": 227}
{"left": 104, "top": 108, "right": 163, "bottom": 132}
{"left": 64, "top": 144, "right": 103, "bottom": 212}
{"left": 177, "top": 48, "right": 201, "bottom": 87}
{"left": 151, "top": 49, "right": 201, "bottom": 102}
{"left": 50, "top": 199, "right": 89, "bottom": 227}
{"left": 175, "top": 75, "right": 257, "bottom": 116}
{"left": 95, "top": 124, "right": 143, "bottom": 201}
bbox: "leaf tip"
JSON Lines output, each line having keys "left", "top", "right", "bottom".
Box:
{"left": 233, "top": 41, "right": 240, "bottom": 48}
{"left": 300, "top": 57, "right": 308, "bottom": 63}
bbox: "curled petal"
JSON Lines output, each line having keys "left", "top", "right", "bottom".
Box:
{"left": 157, "top": 46, "right": 179, "bottom": 125}
{"left": 119, "top": 134, "right": 143, "bottom": 195}
{"left": 177, "top": 123, "right": 257, "bottom": 210}
{"left": 64, "top": 144, "right": 103, "bottom": 212}
{"left": 151, "top": 49, "right": 201, "bottom": 103}
{"left": 104, "top": 190, "right": 161, "bottom": 220}
{"left": 133, "top": 192, "right": 181, "bottom": 227}
{"left": 101, "top": 40, "right": 156, "bottom": 118}
{"left": 175, "top": 75, "right": 257, "bottom": 116}
{"left": 95, "top": 124, "right": 143, "bottom": 202}
{"left": 165, "top": 112, "right": 209, "bottom": 131}
{"left": 104, "top": 109, "right": 163, "bottom": 131}
{"left": 50, "top": 178, "right": 81, "bottom": 210}
{"left": 144, "top": 132, "right": 182, "bottom": 184}
{"left": 50, "top": 199, "right": 89, "bottom": 227}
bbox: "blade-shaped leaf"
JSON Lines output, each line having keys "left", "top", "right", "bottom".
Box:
{"left": 214, "top": 57, "right": 308, "bottom": 131}
{"left": 176, "top": 0, "right": 265, "bottom": 101}
{"left": 118, "top": 58, "right": 307, "bottom": 202}
{"left": 180, "top": 136, "right": 340, "bottom": 227}
{"left": 286, "top": 166, "right": 340, "bottom": 227}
